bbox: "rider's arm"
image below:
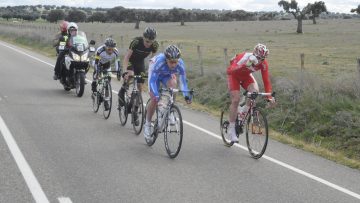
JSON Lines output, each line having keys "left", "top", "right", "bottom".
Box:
{"left": 178, "top": 60, "right": 190, "bottom": 98}
{"left": 123, "top": 39, "right": 138, "bottom": 71}
{"left": 94, "top": 51, "right": 101, "bottom": 74}
{"left": 149, "top": 69, "right": 160, "bottom": 100}
{"left": 114, "top": 49, "right": 120, "bottom": 72}
{"left": 123, "top": 49, "right": 132, "bottom": 71}
{"left": 260, "top": 60, "right": 273, "bottom": 100}
{"left": 52, "top": 34, "right": 60, "bottom": 47}
{"left": 150, "top": 41, "right": 159, "bottom": 58}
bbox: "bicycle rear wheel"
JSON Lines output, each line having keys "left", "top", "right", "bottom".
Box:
{"left": 102, "top": 82, "right": 112, "bottom": 119}
{"left": 220, "top": 109, "right": 234, "bottom": 147}
{"left": 118, "top": 96, "right": 128, "bottom": 126}
{"left": 132, "top": 93, "right": 144, "bottom": 135}
{"left": 164, "top": 105, "right": 183, "bottom": 159}
{"left": 92, "top": 92, "right": 100, "bottom": 113}
{"left": 144, "top": 99, "right": 158, "bottom": 146}
{"left": 246, "top": 109, "right": 268, "bottom": 159}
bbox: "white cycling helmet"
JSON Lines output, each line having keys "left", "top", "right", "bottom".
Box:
{"left": 67, "top": 22, "right": 78, "bottom": 35}
{"left": 253, "top": 43, "right": 269, "bottom": 60}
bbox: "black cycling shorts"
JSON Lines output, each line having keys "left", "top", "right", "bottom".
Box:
{"left": 127, "top": 61, "right": 145, "bottom": 83}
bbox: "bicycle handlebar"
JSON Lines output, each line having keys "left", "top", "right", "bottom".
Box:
{"left": 132, "top": 75, "right": 148, "bottom": 79}
{"left": 243, "top": 91, "right": 276, "bottom": 99}
{"left": 160, "top": 88, "right": 194, "bottom": 95}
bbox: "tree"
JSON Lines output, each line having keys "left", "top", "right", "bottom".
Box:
{"left": 278, "top": 0, "right": 309, "bottom": 33}
{"left": 305, "top": 1, "right": 327, "bottom": 24}
{"left": 2, "top": 11, "right": 13, "bottom": 21}
{"left": 66, "top": 9, "right": 87, "bottom": 22}
{"left": 106, "top": 6, "right": 126, "bottom": 22}
{"left": 351, "top": 5, "right": 360, "bottom": 14}
{"left": 88, "top": 12, "right": 106, "bottom": 23}
{"left": 47, "top": 9, "right": 65, "bottom": 23}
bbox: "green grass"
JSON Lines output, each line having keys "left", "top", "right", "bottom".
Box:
{"left": 0, "top": 33, "right": 56, "bottom": 58}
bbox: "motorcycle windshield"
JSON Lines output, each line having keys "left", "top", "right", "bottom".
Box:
{"left": 70, "top": 31, "right": 89, "bottom": 52}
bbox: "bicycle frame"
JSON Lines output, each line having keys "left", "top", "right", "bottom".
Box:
{"left": 154, "top": 88, "right": 193, "bottom": 132}
{"left": 237, "top": 92, "right": 274, "bottom": 125}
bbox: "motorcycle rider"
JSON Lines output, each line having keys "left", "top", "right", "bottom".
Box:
{"left": 53, "top": 22, "right": 78, "bottom": 81}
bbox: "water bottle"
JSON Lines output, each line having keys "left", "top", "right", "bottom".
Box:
{"left": 158, "top": 101, "right": 167, "bottom": 129}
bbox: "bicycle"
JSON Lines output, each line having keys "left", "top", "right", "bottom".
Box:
{"left": 91, "top": 70, "right": 118, "bottom": 119}
{"left": 118, "top": 75, "right": 147, "bottom": 135}
{"left": 144, "top": 88, "right": 194, "bottom": 159}
{"left": 220, "top": 91, "right": 276, "bottom": 159}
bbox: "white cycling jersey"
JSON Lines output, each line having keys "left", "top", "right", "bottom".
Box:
{"left": 94, "top": 45, "right": 120, "bottom": 72}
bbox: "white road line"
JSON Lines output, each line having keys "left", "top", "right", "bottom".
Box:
{"left": 183, "top": 120, "right": 360, "bottom": 200}
{"left": 0, "top": 42, "right": 54, "bottom": 67}
{"left": 0, "top": 115, "right": 50, "bottom": 203}
{"left": 2, "top": 41, "right": 360, "bottom": 201}
{"left": 58, "top": 197, "right": 73, "bottom": 203}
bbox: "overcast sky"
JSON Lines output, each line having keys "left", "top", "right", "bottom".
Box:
{"left": 0, "top": 0, "right": 358, "bottom": 14}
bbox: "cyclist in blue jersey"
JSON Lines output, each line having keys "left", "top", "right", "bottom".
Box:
{"left": 144, "top": 45, "right": 192, "bottom": 139}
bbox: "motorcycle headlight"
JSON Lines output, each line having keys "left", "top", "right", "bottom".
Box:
{"left": 81, "top": 52, "right": 89, "bottom": 61}
{"left": 72, "top": 52, "right": 81, "bottom": 61}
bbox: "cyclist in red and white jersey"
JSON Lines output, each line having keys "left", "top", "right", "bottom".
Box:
{"left": 227, "top": 43, "right": 276, "bottom": 143}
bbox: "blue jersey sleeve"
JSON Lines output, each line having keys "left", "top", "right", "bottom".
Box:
{"left": 178, "top": 60, "right": 190, "bottom": 98}
{"left": 149, "top": 58, "right": 163, "bottom": 99}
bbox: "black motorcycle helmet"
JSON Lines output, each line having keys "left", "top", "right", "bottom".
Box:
{"left": 143, "top": 27, "right": 157, "bottom": 40}
{"left": 164, "top": 45, "right": 181, "bottom": 60}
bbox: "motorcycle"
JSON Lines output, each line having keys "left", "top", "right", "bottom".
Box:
{"left": 59, "top": 31, "right": 95, "bottom": 97}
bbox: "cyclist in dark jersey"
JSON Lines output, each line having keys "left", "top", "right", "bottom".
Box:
{"left": 118, "top": 27, "right": 159, "bottom": 106}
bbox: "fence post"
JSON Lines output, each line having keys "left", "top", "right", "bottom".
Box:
{"left": 160, "top": 41, "right": 164, "bottom": 50}
{"left": 197, "top": 45, "right": 204, "bottom": 76}
{"left": 224, "top": 48, "right": 228, "bottom": 68}
{"left": 300, "top": 53, "right": 305, "bottom": 71}
{"left": 120, "top": 36, "right": 124, "bottom": 48}
{"left": 100, "top": 34, "right": 104, "bottom": 42}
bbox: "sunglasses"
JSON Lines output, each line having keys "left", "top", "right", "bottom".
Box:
{"left": 144, "top": 38, "right": 154, "bottom": 44}
{"left": 106, "top": 47, "right": 114, "bottom": 51}
{"left": 167, "top": 59, "right": 179, "bottom": 65}
{"left": 256, "top": 56, "right": 265, "bottom": 61}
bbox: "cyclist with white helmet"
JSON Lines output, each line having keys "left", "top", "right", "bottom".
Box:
{"left": 91, "top": 38, "right": 120, "bottom": 110}
{"left": 53, "top": 22, "right": 78, "bottom": 81}
{"left": 118, "top": 27, "right": 159, "bottom": 106}
{"left": 144, "top": 45, "right": 191, "bottom": 139}
{"left": 227, "top": 43, "right": 276, "bottom": 143}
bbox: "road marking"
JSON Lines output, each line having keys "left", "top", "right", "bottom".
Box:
{"left": 58, "top": 197, "right": 73, "bottom": 203}
{"left": 2, "top": 41, "right": 360, "bottom": 200}
{"left": 0, "top": 115, "right": 50, "bottom": 203}
{"left": 0, "top": 42, "right": 54, "bottom": 67}
{"left": 183, "top": 120, "right": 360, "bottom": 200}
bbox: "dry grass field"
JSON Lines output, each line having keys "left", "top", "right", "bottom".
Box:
{"left": 1, "top": 19, "right": 360, "bottom": 77}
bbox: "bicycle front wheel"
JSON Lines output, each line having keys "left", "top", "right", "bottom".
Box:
{"left": 164, "top": 105, "right": 183, "bottom": 159}
{"left": 102, "top": 82, "right": 112, "bottom": 119}
{"left": 220, "top": 109, "right": 235, "bottom": 147}
{"left": 246, "top": 109, "right": 268, "bottom": 159}
{"left": 132, "top": 93, "right": 144, "bottom": 135}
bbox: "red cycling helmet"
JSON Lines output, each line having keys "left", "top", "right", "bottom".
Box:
{"left": 59, "top": 21, "right": 69, "bottom": 33}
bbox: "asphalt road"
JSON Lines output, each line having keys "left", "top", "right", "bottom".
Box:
{"left": 0, "top": 41, "right": 360, "bottom": 203}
